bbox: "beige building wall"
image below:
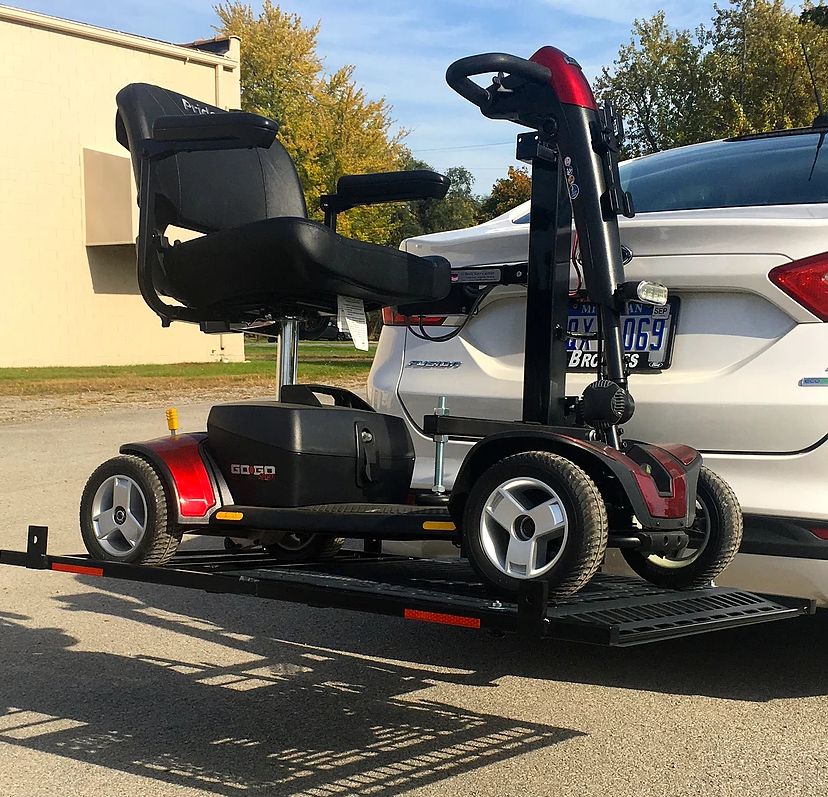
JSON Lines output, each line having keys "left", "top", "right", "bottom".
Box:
{"left": 0, "top": 6, "right": 245, "bottom": 367}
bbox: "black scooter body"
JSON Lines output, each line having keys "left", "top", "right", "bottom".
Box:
{"left": 207, "top": 401, "right": 414, "bottom": 507}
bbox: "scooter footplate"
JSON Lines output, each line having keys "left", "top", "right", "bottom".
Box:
{"left": 210, "top": 503, "right": 455, "bottom": 539}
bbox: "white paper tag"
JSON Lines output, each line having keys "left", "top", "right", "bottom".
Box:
{"left": 337, "top": 295, "right": 369, "bottom": 351}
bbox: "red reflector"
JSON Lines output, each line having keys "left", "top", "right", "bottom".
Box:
{"left": 809, "top": 527, "right": 828, "bottom": 540}
{"left": 769, "top": 253, "right": 828, "bottom": 321}
{"left": 381, "top": 307, "right": 446, "bottom": 327}
{"left": 403, "top": 608, "right": 481, "bottom": 628}
{"left": 52, "top": 563, "right": 104, "bottom": 577}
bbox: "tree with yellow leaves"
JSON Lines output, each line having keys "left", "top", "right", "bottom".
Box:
{"left": 477, "top": 166, "right": 532, "bottom": 222}
{"left": 215, "top": 1, "right": 406, "bottom": 242}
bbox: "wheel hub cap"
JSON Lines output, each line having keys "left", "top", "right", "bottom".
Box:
{"left": 480, "top": 477, "right": 569, "bottom": 579}
{"left": 514, "top": 515, "right": 536, "bottom": 541}
{"left": 90, "top": 475, "right": 148, "bottom": 557}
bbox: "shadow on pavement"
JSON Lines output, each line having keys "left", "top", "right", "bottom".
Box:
{"left": 4, "top": 562, "right": 827, "bottom": 795}
{"left": 0, "top": 605, "right": 578, "bottom": 796}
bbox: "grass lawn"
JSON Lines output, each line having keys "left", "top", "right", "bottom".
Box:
{"left": 0, "top": 340, "right": 377, "bottom": 396}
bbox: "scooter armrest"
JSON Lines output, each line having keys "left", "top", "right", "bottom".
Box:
{"left": 321, "top": 170, "right": 449, "bottom": 214}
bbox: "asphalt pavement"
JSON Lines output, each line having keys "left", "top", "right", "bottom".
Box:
{"left": 1, "top": 403, "right": 826, "bottom": 796}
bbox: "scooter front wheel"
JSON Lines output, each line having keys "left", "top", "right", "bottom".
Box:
{"left": 462, "top": 451, "right": 608, "bottom": 597}
{"left": 621, "top": 466, "right": 743, "bottom": 589}
{"left": 80, "top": 455, "right": 181, "bottom": 565}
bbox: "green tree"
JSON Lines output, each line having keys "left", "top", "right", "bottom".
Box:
{"left": 215, "top": 1, "right": 406, "bottom": 242}
{"left": 596, "top": 1, "right": 828, "bottom": 156}
{"left": 594, "top": 12, "right": 713, "bottom": 155}
{"left": 801, "top": 4, "right": 828, "bottom": 28}
{"left": 425, "top": 165, "right": 480, "bottom": 232}
{"left": 385, "top": 157, "right": 481, "bottom": 246}
{"left": 477, "top": 166, "right": 532, "bottom": 222}
{"left": 708, "top": 0, "right": 828, "bottom": 134}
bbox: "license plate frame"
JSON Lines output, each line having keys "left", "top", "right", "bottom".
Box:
{"left": 566, "top": 297, "right": 680, "bottom": 373}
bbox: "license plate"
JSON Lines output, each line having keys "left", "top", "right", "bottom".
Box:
{"left": 566, "top": 299, "right": 678, "bottom": 372}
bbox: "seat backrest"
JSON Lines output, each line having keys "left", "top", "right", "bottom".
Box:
{"left": 115, "top": 83, "right": 307, "bottom": 233}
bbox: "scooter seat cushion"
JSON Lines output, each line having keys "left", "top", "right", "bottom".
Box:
{"left": 161, "top": 216, "right": 449, "bottom": 313}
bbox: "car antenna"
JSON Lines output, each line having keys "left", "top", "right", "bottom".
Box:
{"left": 800, "top": 41, "right": 827, "bottom": 181}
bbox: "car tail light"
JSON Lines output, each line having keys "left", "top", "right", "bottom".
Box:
{"left": 808, "top": 526, "right": 828, "bottom": 541}
{"left": 381, "top": 307, "right": 446, "bottom": 327}
{"left": 769, "top": 253, "right": 828, "bottom": 321}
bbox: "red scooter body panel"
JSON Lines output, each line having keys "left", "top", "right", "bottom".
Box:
{"left": 529, "top": 46, "right": 597, "bottom": 110}
{"left": 549, "top": 436, "right": 697, "bottom": 521}
{"left": 625, "top": 443, "right": 695, "bottom": 520}
{"left": 449, "top": 429, "right": 701, "bottom": 528}
{"left": 120, "top": 433, "right": 217, "bottom": 519}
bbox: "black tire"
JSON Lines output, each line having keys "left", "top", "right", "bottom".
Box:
{"left": 264, "top": 533, "right": 344, "bottom": 563}
{"left": 621, "top": 466, "right": 743, "bottom": 589}
{"left": 79, "top": 455, "right": 181, "bottom": 565}
{"left": 299, "top": 316, "right": 331, "bottom": 341}
{"left": 462, "top": 452, "right": 608, "bottom": 598}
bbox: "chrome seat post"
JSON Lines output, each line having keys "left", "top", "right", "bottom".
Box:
{"left": 275, "top": 318, "right": 299, "bottom": 399}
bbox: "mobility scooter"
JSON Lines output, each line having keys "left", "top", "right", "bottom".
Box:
{"left": 80, "top": 46, "right": 742, "bottom": 598}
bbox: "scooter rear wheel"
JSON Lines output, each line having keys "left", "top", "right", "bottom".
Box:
{"left": 621, "top": 466, "right": 742, "bottom": 589}
{"left": 462, "top": 451, "right": 608, "bottom": 597}
{"left": 264, "top": 533, "right": 344, "bottom": 563}
{"left": 79, "top": 455, "right": 181, "bottom": 565}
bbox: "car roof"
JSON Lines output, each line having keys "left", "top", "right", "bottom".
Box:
{"left": 625, "top": 126, "right": 827, "bottom": 168}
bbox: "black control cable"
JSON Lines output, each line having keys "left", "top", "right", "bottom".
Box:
{"left": 408, "top": 236, "right": 583, "bottom": 344}
{"left": 406, "top": 284, "right": 496, "bottom": 342}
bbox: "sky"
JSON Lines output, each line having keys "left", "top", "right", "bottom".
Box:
{"left": 18, "top": 0, "right": 728, "bottom": 191}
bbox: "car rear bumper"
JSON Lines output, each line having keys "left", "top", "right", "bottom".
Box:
{"left": 702, "top": 441, "right": 828, "bottom": 522}
{"left": 717, "top": 553, "right": 828, "bottom": 607}
{"left": 741, "top": 514, "right": 828, "bottom": 559}
{"left": 729, "top": 513, "right": 828, "bottom": 606}
{"left": 601, "top": 548, "right": 828, "bottom": 608}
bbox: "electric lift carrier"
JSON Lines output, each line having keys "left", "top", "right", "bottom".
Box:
{"left": 2, "top": 47, "right": 813, "bottom": 646}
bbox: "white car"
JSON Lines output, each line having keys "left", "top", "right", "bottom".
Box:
{"left": 368, "top": 127, "right": 828, "bottom": 605}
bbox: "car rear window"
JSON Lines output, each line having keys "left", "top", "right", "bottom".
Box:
{"left": 622, "top": 133, "right": 828, "bottom": 212}
{"left": 513, "top": 131, "right": 828, "bottom": 221}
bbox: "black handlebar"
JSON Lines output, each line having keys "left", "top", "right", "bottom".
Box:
{"left": 445, "top": 53, "right": 552, "bottom": 109}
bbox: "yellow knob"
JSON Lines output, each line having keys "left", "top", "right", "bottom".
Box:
{"left": 165, "top": 407, "right": 179, "bottom": 436}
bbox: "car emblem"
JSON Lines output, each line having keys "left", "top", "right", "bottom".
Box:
{"left": 406, "top": 360, "right": 462, "bottom": 369}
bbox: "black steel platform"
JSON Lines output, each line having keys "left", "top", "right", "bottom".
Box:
{"left": 0, "top": 525, "right": 815, "bottom": 647}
